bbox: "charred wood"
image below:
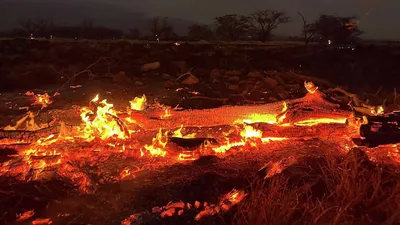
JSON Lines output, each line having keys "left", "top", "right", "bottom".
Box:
{"left": 359, "top": 112, "right": 400, "bottom": 147}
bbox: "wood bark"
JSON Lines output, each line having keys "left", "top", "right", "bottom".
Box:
{"left": 0, "top": 91, "right": 353, "bottom": 144}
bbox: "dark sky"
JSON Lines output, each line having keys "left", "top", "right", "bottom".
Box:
{"left": 1, "top": 0, "right": 399, "bottom": 40}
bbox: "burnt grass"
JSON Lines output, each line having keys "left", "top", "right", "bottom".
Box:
{"left": 1, "top": 39, "right": 400, "bottom": 224}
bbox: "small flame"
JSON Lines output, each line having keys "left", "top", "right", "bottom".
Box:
{"left": 304, "top": 81, "right": 318, "bottom": 94}
{"left": 143, "top": 128, "right": 168, "bottom": 157}
{"left": 160, "top": 108, "right": 172, "bottom": 119}
{"left": 129, "top": 95, "right": 146, "bottom": 111}
{"left": 80, "top": 95, "right": 129, "bottom": 140}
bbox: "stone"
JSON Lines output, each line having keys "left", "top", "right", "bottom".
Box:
{"left": 247, "top": 71, "right": 261, "bottom": 78}
{"left": 264, "top": 77, "right": 279, "bottom": 89}
{"left": 112, "top": 71, "right": 133, "bottom": 84}
{"left": 274, "top": 75, "right": 286, "bottom": 86}
{"left": 228, "top": 76, "right": 240, "bottom": 82}
{"left": 225, "top": 70, "right": 242, "bottom": 76}
{"left": 212, "top": 78, "right": 220, "bottom": 84}
{"left": 164, "top": 81, "right": 176, "bottom": 88}
{"left": 268, "top": 97, "right": 278, "bottom": 102}
{"left": 135, "top": 81, "right": 144, "bottom": 86}
{"left": 227, "top": 85, "right": 240, "bottom": 91}
{"left": 140, "top": 61, "right": 160, "bottom": 72}
{"left": 239, "top": 80, "right": 252, "bottom": 85}
{"left": 285, "top": 84, "right": 301, "bottom": 92}
{"left": 277, "top": 89, "right": 290, "bottom": 99}
{"left": 181, "top": 74, "right": 199, "bottom": 85}
{"left": 172, "top": 61, "right": 188, "bottom": 72}
{"left": 210, "top": 69, "right": 222, "bottom": 79}
{"left": 161, "top": 73, "right": 172, "bottom": 80}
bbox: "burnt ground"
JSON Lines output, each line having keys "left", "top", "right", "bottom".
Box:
{"left": 1, "top": 40, "right": 400, "bottom": 224}
{"left": 0, "top": 139, "right": 347, "bottom": 225}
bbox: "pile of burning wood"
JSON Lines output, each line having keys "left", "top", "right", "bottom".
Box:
{"left": 0, "top": 81, "right": 396, "bottom": 224}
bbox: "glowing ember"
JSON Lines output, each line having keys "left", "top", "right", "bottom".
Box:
{"left": 16, "top": 209, "right": 35, "bottom": 222}
{"left": 172, "top": 125, "right": 196, "bottom": 138}
{"left": 294, "top": 118, "right": 347, "bottom": 126}
{"left": 241, "top": 102, "right": 287, "bottom": 124}
{"left": 178, "top": 151, "right": 196, "bottom": 161}
{"left": 26, "top": 92, "right": 53, "bottom": 109}
{"left": 32, "top": 218, "right": 52, "bottom": 225}
{"left": 3, "top": 111, "right": 45, "bottom": 131}
{"left": 240, "top": 125, "right": 262, "bottom": 139}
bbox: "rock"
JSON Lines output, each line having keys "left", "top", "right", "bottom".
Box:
{"left": 285, "top": 84, "right": 301, "bottom": 92}
{"left": 276, "top": 87, "right": 290, "bottom": 100}
{"left": 161, "top": 73, "right": 172, "bottom": 80}
{"left": 164, "top": 81, "right": 176, "bottom": 88}
{"left": 182, "top": 74, "right": 199, "bottom": 85}
{"left": 135, "top": 81, "right": 144, "bottom": 86}
{"left": 225, "top": 70, "right": 242, "bottom": 76}
{"left": 112, "top": 71, "right": 133, "bottom": 84}
{"left": 228, "top": 76, "right": 240, "bottom": 82}
{"left": 172, "top": 61, "right": 188, "bottom": 72}
{"left": 210, "top": 69, "right": 222, "bottom": 79}
{"left": 140, "top": 62, "right": 160, "bottom": 72}
{"left": 268, "top": 97, "right": 278, "bottom": 102}
{"left": 239, "top": 80, "right": 252, "bottom": 85}
{"left": 247, "top": 71, "right": 261, "bottom": 78}
{"left": 264, "top": 77, "right": 279, "bottom": 89}
{"left": 274, "top": 75, "right": 286, "bottom": 86}
{"left": 227, "top": 84, "right": 240, "bottom": 91}
{"left": 212, "top": 78, "right": 220, "bottom": 84}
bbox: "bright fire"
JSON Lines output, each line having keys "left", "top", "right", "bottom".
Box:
{"left": 80, "top": 95, "right": 129, "bottom": 140}
{"left": 0, "top": 81, "right": 359, "bottom": 212}
{"left": 129, "top": 95, "right": 146, "bottom": 111}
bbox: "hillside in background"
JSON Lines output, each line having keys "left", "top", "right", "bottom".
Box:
{"left": 0, "top": 0, "right": 195, "bottom": 35}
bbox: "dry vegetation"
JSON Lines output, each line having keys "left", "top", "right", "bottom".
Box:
{"left": 232, "top": 149, "right": 400, "bottom": 225}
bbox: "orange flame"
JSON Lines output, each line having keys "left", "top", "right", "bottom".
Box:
{"left": 143, "top": 128, "right": 168, "bottom": 157}
{"left": 304, "top": 81, "right": 318, "bottom": 94}
{"left": 129, "top": 95, "right": 146, "bottom": 111}
{"left": 80, "top": 95, "right": 129, "bottom": 141}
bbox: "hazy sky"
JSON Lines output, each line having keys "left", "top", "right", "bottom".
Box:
{"left": 1, "top": 0, "right": 399, "bottom": 39}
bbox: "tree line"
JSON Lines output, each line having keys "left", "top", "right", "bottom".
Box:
{"left": 1, "top": 10, "right": 363, "bottom": 44}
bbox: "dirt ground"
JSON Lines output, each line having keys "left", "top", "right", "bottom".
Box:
{"left": 1, "top": 40, "right": 400, "bottom": 225}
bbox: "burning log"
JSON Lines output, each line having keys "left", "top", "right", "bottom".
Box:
{"left": 0, "top": 123, "right": 79, "bottom": 145}
{"left": 359, "top": 111, "right": 400, "bottom": 146}
{"left": 133, "top": 90, "right": 351, "bottom": 131}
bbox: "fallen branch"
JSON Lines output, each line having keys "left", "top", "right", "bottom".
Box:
{"left": 53, "top": 57, "right": 110, "bottom": 95}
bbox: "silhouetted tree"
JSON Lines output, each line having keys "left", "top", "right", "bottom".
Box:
{"left": 80, "top": 19, "right": 94, "bottom": 29}
{"left": 18, "top": 19, "right": 37, "bottom": 35}
{"left": 214, "top": 14, "right": 249, "bottom": 41}
{"left": 18, "top": 17, "right": 54, "bottom": 37}
{"left": 127, "top": 28, "right": 141, "bottom": 39}
{"left": 188, "top": 24, "right": 214, "bottom": 40}
{"left": 149, "top": 17, "right": 174, "bottom": 40}
{"left": 310, "top": 15, "right": 363, "bottom": 44}
{"left": 248, "top": 10, "right": 289, "bottom": 42}
{"left": 297, "top": 12, "right": 316, "bottom": 45}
